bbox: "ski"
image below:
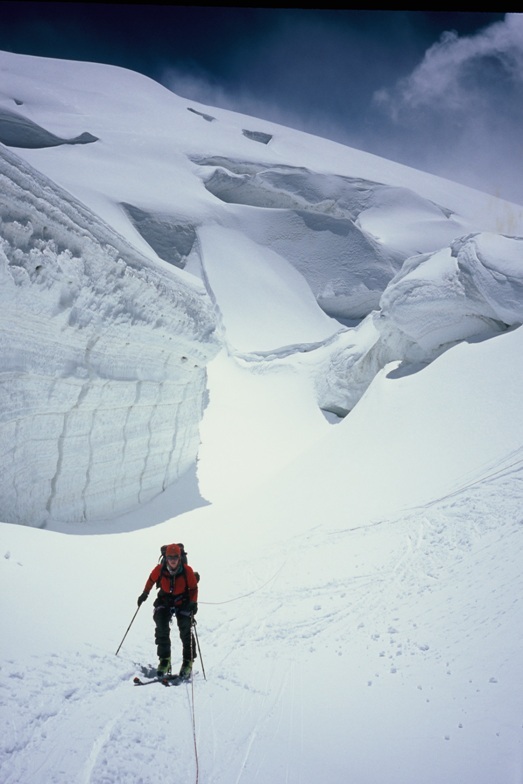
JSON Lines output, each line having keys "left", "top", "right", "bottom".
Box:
{"left": 133, "top": 674, "right": 182, "bottom": 686}
{"left": 161, "top": 675, "right": 182, "bottom": 686}
{"left": 133, "top": 675, "right": 160, "bottom": 685}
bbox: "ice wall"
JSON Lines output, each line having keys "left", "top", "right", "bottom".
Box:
{"left": 0, "top": 146, "right": 219, "bottom": 527}
{"left": 313, "top": 231, "right": 523, "bottom": 417}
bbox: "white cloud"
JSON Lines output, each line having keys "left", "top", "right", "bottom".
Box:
{"left": 372, "top": 13, "right": 523, "bottom": 204}
{"left": 377, "top": 13, "right": 523, "bottom": 113}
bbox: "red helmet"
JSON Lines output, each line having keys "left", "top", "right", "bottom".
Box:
{"left": 165, "top": 543, "right": 181, "bottom": 558}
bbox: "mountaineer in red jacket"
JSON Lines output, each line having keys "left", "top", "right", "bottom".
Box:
{"left": 137, "top": 543, "right": 199, "bottom": 679}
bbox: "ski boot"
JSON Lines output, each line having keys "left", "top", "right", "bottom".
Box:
{"left": 157, "top": 657, "right": 171, "bottom": 677}
{"left": 179, "top": 660, "right": 193, "bottom": 681}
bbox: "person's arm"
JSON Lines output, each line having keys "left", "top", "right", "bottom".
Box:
{"left": 186, "top": 565, "right": 198, "bottom": 610}
{"left": 137, "top": 564, "right": 161, "bottom": 605}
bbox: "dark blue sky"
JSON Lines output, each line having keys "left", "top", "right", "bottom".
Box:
{"left": 0, "top": 6, "right": 504, "bottom": 81}
{"left": 0, "top": 4, "right": 521, "bottom": 204}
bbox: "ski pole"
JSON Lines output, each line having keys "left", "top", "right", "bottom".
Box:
{"left": 192, "top": 616, "right": 206, "bottom": 680}
{"left": 115, "top": 605, "right": 141, "bottom": 656}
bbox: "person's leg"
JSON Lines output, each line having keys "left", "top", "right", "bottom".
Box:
{"left": 154, "top": 607, "right": 172, "bottom": 671}
{"left": 176, "top": 612, "right": 196, "bottom": 675}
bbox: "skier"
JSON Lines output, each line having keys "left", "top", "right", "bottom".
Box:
{"left": 137, "top": 543, "right": 199, "bottom": 679}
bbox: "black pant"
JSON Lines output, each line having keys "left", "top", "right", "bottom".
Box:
{"left": 154, "top": 606, "right": 196, "bottom": 663}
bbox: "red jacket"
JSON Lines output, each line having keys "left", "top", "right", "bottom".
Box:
{"left": 143, "top": 563, "right": 198, "bottom": 606}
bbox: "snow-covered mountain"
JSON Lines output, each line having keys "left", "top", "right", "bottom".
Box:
{"left": 2, "top": 49, "right": 522, "bottom": 525}
{"left": 1, "top": 51, "right": 522, "bottom": 784}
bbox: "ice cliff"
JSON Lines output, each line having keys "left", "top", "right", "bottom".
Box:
{"left": 0, "top": 144, "right": 219, "bottom": 526}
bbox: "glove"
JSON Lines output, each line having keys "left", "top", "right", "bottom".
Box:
{"left": 137, "top": 592, "right": 148, "bottom": 607}
{"left": 189, "top": 601, "right": 198, "bottom": 616}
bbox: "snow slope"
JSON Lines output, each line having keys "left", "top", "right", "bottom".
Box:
{"left": 1, "top": 51, "right": 523, "bottom": 784}
{"left": 2, "top": 326, "right": 522, "bottom": 783}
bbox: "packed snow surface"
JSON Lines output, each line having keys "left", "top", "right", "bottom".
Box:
{"left": 0, "top": 51, "right": 522, "bottom": 784}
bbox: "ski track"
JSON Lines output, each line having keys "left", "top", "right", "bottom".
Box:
{"left": 79, "top": 713, "right": 121, "bottom": 784}
{"left": 0, "top": 650, "right": 198, "bottom": 784}
{"left": 0, "top": 652, "right": 131, "bottom": 784}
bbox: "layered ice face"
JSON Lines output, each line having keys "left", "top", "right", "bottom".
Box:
{"left": 0, "top": 144, "right": 218, "bottom": 525}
